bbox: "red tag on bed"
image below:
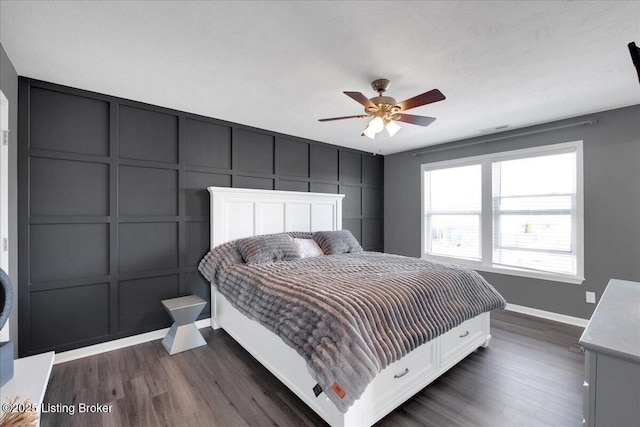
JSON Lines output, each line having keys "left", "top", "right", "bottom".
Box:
{"left": 331, "top": 381, "right": 346, "bottom": 399}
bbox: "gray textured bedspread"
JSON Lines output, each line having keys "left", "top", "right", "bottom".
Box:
{"left": 209, "top": 252, "right": 505, "bottom": 412}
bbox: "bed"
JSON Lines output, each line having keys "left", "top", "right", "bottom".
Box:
{"left": 199, "top": 186, "right": 505, "bottom": 427}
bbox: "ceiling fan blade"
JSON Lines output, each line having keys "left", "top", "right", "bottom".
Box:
{"left": 395, "top": 89, "right": 445, "bottom": 111}
{"left": 344, "top": 91, "right": 377, "bottom": 109}
{"left": 394, "top": 114, "right": 436, "bottom": 127}
{"left": 318, "top": 114, "right": 368, "bottom": 122}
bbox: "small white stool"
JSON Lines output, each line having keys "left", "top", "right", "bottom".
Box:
{"left": 161, "top": 295, "right": 207, "bottom": 355}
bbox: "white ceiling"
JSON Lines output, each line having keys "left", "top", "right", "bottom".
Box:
{"left": 1, "top": 1, "right": 638, "bottom": 155}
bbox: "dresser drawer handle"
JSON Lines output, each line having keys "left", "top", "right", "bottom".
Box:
{"left": 394, "top": 368, "right": 409, "bottom": 379}
{"left": 460, "top": 331, "right": 470, "bottom": 338}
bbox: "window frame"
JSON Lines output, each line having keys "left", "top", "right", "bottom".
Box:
{"left": 421, "top": 141, "right": 584, "bottom": 285}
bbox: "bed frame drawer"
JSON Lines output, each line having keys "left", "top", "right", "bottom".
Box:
{"left": 354, "top": 339, "right": 438, "bottom": 419}
{"left": 371, "top": 341, "right": 437, "bottom": 391}
{"left": 440, "top": 316, "right": 486, "bottom": 362}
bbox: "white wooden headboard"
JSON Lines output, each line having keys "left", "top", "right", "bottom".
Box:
{"left": 208, "top": 187, "right": 344, "bottom": 249}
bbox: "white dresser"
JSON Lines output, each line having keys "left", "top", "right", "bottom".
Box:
{"left": 579, "top": 279, "right": 640, "bottom": 426}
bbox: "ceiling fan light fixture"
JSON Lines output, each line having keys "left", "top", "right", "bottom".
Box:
{"left": 386, "top": 120, "right": 401, "bottom": 137}
{"left": 363, "top": 116, "right": 385, "bottom": 139}
{"left": 368, "top": 116, "right": 384, "bottom": 133}
{"left": 362, "top": 125, "right": 377, "bottom": 139}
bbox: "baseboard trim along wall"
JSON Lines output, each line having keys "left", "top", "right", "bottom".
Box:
{"left": 505, "top": 303, "right": 589, "bottom": 328}
{"left": 53, "top": 318, "right": 211, "bottom": 364}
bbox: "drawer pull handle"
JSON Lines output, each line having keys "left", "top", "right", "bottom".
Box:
{"left": 460, "top": 331, "right": 470, "bottom": 338}
{"left": 394, "top": 368, "right": 409, "bottom": 379}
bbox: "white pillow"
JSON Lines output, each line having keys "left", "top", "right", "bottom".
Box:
{"left": 293, "top": 238, "right": 324, "bottom": 258}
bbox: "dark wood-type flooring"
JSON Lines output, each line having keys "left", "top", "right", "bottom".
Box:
{"left": 41, "top": 310, "right": 585, "bottom": 427}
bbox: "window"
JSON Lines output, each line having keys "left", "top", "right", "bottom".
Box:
{"left": 422, "top": 141, "right": 584, "bottom": 284}
{"left": 424, "top": 164, "right": 481, "bottom": 261}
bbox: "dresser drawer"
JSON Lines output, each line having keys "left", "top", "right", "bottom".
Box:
{"left": 441, "top": 316, "right": 485, "bottom": 362}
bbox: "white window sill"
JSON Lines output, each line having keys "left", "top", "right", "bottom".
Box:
{"left": 422, "top": 255, "right": 585, "bottom": 285}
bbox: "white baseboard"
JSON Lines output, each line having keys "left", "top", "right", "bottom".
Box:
{"left": 505, "top": 303, "right": 589, "bottom": 328}
{"left": 54, "top": 318, "right": 211, "bottom": 364}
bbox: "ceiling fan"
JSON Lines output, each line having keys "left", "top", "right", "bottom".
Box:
{"left": 319, "top": 79, "right": 445, "bottom": 138}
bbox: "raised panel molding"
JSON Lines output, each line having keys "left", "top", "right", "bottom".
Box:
{"left": 185, "top": 118, "right": 231, "bottom": 169}
{"left": 276, "top": 138, "right": 309, "bottom": 178}
{"left": 363, "top": 155, "right": 384, "bottom": 186}
{"left": 185, "top": 171, "right": 231, "bottom": 216}
{"left": 118, "top": 105, "right": 178, "bottom": 163}
{"left": 234, "top": 129, "right": 274, "bottom": 174}
{"left": 30, "top": 157, "right": 109, "bottom": 216}
{"left": 30, "top": 223, "right": 109, "bottom": 283}
{"left": 341, "top": 185, "right": 362, "bottom": 217}
{"left": 118, "top": 222, "right": 178, "bottom": 274}
{"left": 277, "top": 179, "right": 308, "bottom": 192}
{"left": 18, "top": 77, "right": 383, "bottom": 356}
{"left": 119, "top": 166, "right": 178, "bottom": 216}
{"left": 118, "top": 275, "right": 179, "bottom": 332}
{"left": 29, "top": 86, "right": 109, "bottom": 156}
{"left": 30, "top": 283, "right": 110, "bottom": 352}
{"left": 339, "top": 150, "right": 362, "bottom": 184}
{"left": 310, "top": 145, "right": 338, "bottom": 181}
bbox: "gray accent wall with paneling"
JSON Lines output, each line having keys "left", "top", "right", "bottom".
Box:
{"left": 18, "top": 78, "right": 384, "bottom": 356}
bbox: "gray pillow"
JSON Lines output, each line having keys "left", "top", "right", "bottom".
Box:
{"left": 312, "top": 230, "right": 363, "bottom": 255}
{"left": 237, "top": 234, "right": 301, "bottom": 264}
{"left": 286, "top": 231, "right": 314, "bottom": 239}
{"left": 198, "top": 240, "right": 244, "bottom": 283}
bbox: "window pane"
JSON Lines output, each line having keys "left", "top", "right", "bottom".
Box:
{"left": 499, "top": 195, "right": 572, "bottom": 211}
{"left": 492, "top": 150, "right": 577, "bottom": 275}
{"left": 494, "top": 248, "right": 576, "bottom": 275}
{"left": 428, "top": 214, "right": 480, "bottom": 260}
{"left": 497, "top": 214, "right": 572, "bottom": 252}
{"left": 428, "top": 165, "right": 481, "bottom": 211}
{"left": 425, "top": 164, "right": 481, "bottom": 261}
{"left": 494, "top": 152, "right": 575, "bottom": 197}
